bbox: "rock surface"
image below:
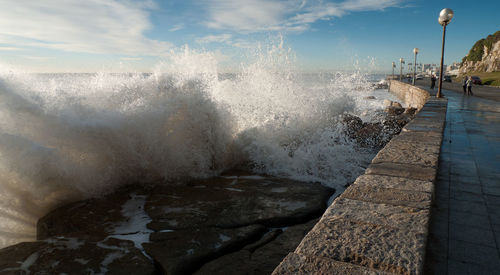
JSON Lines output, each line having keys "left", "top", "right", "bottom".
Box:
{"left": 459, "top": 33, "right": 500, "bottom": 74}
{"left": 0, "top": 238, "right": 155, "bottom": 275}
{"left": 1, "top": 173, "right": 334, "bottom": 274}
{"left": 341, "top": 105, "right": 416, "bottom": 149}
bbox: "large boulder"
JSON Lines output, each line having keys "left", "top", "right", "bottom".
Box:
{"left": 28, "top": 173, "right": 334, "bottom": 274}
{"left": 0, "top": 238, "right": 155, "bottom": 275}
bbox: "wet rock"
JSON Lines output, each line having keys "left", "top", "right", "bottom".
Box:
{"left": 404, "top": 107, "right": 418, "bottom": 116}
{"left": 364, "top": 96, "right": 376, "bottom": 100}
{"left": 342, "top": 114, "right": 364, "bottom": 138}
{"left": 194, "top": 218, "right": 320, "bottom": 275}
{"left": 0, "top": 238, "right": 155, "bottom": 275}
{"left": 384, "top": 106, "right": 405, "bottom": 116}
{"left": 145, "top": 176, "right": 333, "bottom": 230}
{"left": 31, "top": 173, "right": 333, "bottom": 275}
{"left": 37, "top": 187, "right": 137, "bottom": 241}
{"left": 144, "top": 225, "right": 266, "bottom": 275}
{"left": 341, "top": 109, "right": 415, "bottom": 150}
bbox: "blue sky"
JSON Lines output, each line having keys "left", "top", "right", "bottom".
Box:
{"left": 0, "top": 0, "right": 498, "bottom": 73}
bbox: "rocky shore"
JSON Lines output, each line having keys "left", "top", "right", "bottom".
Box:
{"left": 0, "top": 100, "right": 417, "bottom": 275}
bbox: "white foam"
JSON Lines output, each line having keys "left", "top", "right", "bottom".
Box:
{"left": 0, "top": 43, "right": 396, "bottom": 248}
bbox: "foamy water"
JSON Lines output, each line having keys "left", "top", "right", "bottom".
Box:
{"left": 0, "top": 45, "right": 399, "bottom": 248}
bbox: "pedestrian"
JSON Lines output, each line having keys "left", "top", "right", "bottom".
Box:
{"left": 430, "top": 74, "right": 436, "bottom": 90}
{"left": 466, "top": 76, "right": 473, "bottom": 96}
{"left": 462, "top": 76, "right": 467, "bottom": 94}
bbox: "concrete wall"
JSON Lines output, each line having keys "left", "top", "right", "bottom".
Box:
{"left": 389, "top": 80, "right": 430, "bottom": 110}
{"left": 273, "top": 82, "right": 447, "bottom": 275}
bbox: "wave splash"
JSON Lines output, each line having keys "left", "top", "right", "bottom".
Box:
{"left": 0, "top": 44, "right": 392, "bottom": 247}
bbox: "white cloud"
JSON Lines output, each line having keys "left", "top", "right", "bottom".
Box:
{"left": 196, "top": 34, "right": 232, "bottom": 44}
{"left": 0, "top": 0, "right": 171, "bottom": 56}
{"left": 169, "top": 23, "right": 185, "bottom": 32}
{"left": 204, "top": 0, "right": 402, "bottom": 32}
{"left": 120, "top": 57, "right": 142, "bottom": 61}
{"left": 0, "top": 47, "right": 23, "bottom": 51}
{"left": 196, "top": 34, "right": 258, "bottom": 49}
{"left": 19, "top": 55, "right": 52, "bottom": 61}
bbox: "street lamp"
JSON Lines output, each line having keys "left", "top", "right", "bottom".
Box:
{"left": 399, "top": 58, "right": 405, "bottom": 81}
{"left": 392, "top": 62, "right": 396, "bottom": 79}
{"left": 412, "top": 48, "right": 419, "bottom": 85}
{"left": 437, "top": 8, "right": 454, "bottom": 98}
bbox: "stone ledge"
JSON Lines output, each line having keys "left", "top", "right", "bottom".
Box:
{"left": 322, "top": 198, "right": 430, "bottom": 234}
{"left": 272, "top": 253, "right": 394, "bottom": 275}
{"left": 340, "top": 183, "right": 432, "bottom": 210}
{"left": 366, "top": 162, "right": 437, "bottom": 182}
{"left": 352, "top": 174, "right": 433, "bottom": 194}
{"left": 372, "top": 138, "right": 440, "bottom": 167}
{"left": 294, "top": 218, "right": 426, "bottom": 275}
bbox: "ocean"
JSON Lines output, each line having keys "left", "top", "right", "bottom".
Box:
{"left": 0, "top": 47, "right": 400, "bottom": 248}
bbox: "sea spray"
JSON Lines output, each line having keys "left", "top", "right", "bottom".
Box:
{"left": 0, "top": 45, "right": 398, "bottom": 248}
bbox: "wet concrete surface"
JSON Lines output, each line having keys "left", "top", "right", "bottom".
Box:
{"left": 422, "top": 88, "right": 500, "bottom": 274}
{"left": 415, "top": 78, "right": 500, "bottom": 102}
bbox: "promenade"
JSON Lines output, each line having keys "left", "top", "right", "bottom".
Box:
{"left": 422, "top": 87, "right": 500, "bottom": 274}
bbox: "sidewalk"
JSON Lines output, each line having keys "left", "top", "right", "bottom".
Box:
{"left": 423, "top": 88, "right": 500, "bottom": 274}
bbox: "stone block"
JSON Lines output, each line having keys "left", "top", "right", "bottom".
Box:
{"left": 323, "top": 198, "right": 430, "bottom": 234}
{"left": 366, "top": 162, "right": 437, "bottom": 182}
{"left": 340, "top": 183, "right": 432, "bottom": 210}
{"left": 295, "top": 218, "right": 426, "bottom": 275}
{"left": 272, "top": 253, "right": 393, "bottom": 275}
{"left": 372, "top": 138, "right": 440, "bottom": 167}
{"left": 391, "top": 131, "right": 443, "bottom": 147}
{"left": 353, "top": 174, "right": 433, "bottom": 193}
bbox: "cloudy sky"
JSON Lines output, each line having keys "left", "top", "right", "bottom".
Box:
{"left": 0, "top": 0, "right": 498, "bottom": 73}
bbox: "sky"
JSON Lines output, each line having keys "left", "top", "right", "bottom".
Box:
{"left": 0, "top": 0, "right": 498, "bottom": 73}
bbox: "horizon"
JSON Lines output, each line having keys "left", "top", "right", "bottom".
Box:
{"left": 0, "top": 0, "right": 498, "bottom": 74}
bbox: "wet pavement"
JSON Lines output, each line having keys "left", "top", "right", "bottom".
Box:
{"left": 423, "top": 89, "right": 500, "bottom": 274}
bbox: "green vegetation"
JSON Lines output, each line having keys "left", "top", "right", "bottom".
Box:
{"left": 454, "top": 72, "right": 500, "bottom": 86}
{"left": 462, "top": 30, "right": 500, "bottom": 63}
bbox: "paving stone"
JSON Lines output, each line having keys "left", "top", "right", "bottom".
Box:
{"left": 352, "top": 174, "right": 433, "bottom": 193}
{"left": 449, "top": 182, "right": 482, "bottom": 194}
{"left": 449, "top": 190, "right": 484, "bottom": 203}
{"left": 295, "top": 218, "right": 426, "bottom": 275}
{"left": 424, "top": 233, "right": 448, "bottom": 260}
{"left": 449, "top": 222, "right": 496, "bottom": 247}
{"left": 449, "top": 199, "right": 488, "bottom": 215}
{"left": 427, "top": 209, "right": 449, "bottom": 239}
{"left": 449, "top": 210, "right": 491, "bottom": 230}
{"left": 340, "top": 184, "right": 432, "bottom": 210}
{"left": 323, "top": 198, "right": 429, "bottom": 234}
{"left": 448, "top": 239, "right": 500, "bottom": 265}
{"left": 366, "top": 162, "right": 436, "bottom": 182}
{"left": 484, "top": 186, "right": 500, "bottom": 196}
{"left": 423, "top": 258, "right": 447, "bottom": 275}
{"left": 272, "top": 253, "right": 393, "bottom": 275}
{"left": 447, "top": 260, "right": 500, "bottom": 275}
{"left": 485, "top": 194, "right": 500, "bottom": 206}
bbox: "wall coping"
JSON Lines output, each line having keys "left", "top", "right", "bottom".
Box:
{"left": 273, "top": 81, "right": 447, "bottom": 275}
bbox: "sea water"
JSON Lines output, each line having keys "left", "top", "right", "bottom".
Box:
{"left": 0, "top": 45, "right": 399, "bottom": 248}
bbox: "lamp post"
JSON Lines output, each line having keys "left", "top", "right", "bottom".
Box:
{"left": 412, "top": 48, "right": 419, "bottom": 85}
{"left": 392, "top": 62, "right": 396, "bottom": 79}
{"left": 399, "top": 58, "right": 405, "bottom": 81}
{"left": 437, "top": 8, "right": 454, "bottom": 98}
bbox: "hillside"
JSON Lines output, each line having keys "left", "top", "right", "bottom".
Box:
{"left": 459, "top": 30, "right": 500, "bottom": 74}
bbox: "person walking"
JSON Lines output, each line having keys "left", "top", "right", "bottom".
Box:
{"left": 430, "top": 74, "right": 436, "bottom": 90}
{"left": 462, "top": 76, "right": 467, "bottom": 94}
{"left": 466, "top": 76, "right": 474, "bottom": 96}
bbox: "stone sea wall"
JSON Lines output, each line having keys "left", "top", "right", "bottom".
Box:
{"left": 273, "top": 81, "right": 447, "bottom": 275}
{"left": 388, "top": 80, "right": 430, "bottom": 110}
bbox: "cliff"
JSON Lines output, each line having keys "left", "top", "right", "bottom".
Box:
{"left": 459, "top": 30, "right": 500, "bottom": 74}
